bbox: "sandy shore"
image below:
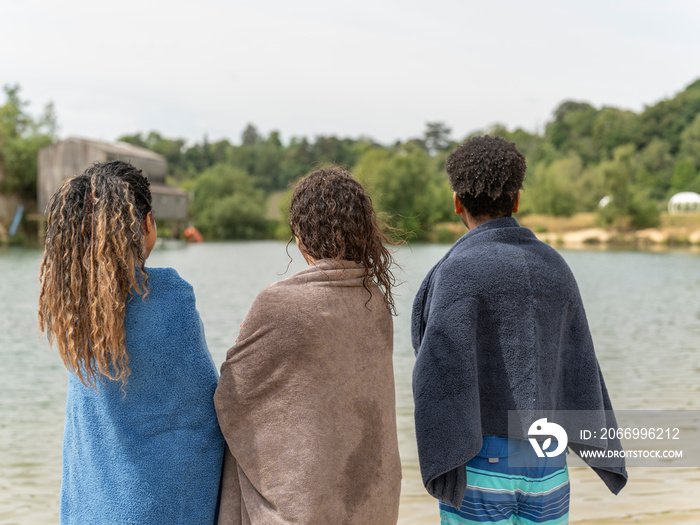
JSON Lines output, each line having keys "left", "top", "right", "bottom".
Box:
{"left": 397, "top": 466, "right": 700, "bottom": 524}
{"left": 6, "top": 466, "right": 700, "bottom": 525}
{"left": 433, "top": 212, "right": 700, "bottom": 252}
{"left": 519, "top": 213, "right": 700, "bottom": 251}
{"left": 568, "top": 467, "right": 700, "bottom": 524}
{"left": 534, "top": 227, "right": 700, "bottom": 252}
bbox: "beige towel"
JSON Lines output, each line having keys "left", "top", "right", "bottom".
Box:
{"left": 215, "top": 258, "right": 402, "bottom": 524}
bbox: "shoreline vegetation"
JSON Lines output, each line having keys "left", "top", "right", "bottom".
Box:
{"left": 5, "top": 210, "right": 700, "bottom": 253}
{"left": 2, "top": 77, "right": 700, "bottom": 247}
{"left": 430, "top": 212, "right": 700, "bottom": 251}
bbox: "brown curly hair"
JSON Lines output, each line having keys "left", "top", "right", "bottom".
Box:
{"left": 288, "top": 167, "right": 397, "bottom": 314}
{"left": 38, "top": 160, "right": 152, "bottom": 388}
{"left": 446, "top": 135, "right": 526, "bottom": 218}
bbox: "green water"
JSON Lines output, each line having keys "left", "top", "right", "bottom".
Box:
{"left": 1, "top": 242, "right": 699, "bottom": 523}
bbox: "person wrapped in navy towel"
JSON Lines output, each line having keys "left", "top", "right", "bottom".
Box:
{"left": 411, "top": 136, "right": 628, "bottom": 524}
{"left": 39, "top": 160, "right": 224, "bottom": 524}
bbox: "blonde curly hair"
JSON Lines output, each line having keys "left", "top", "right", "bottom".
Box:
{"left": 39, "top": 160, "right": 152, "bottom": 387}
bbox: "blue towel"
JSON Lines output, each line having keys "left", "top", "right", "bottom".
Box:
{"left": 60, "top": 267, "right": 224, "bottom": 525}
{"left": 412, "top": 217, "right": 627, "bottom": 508}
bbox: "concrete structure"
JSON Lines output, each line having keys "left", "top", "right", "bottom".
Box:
{"left": 37, "top": 138, "right": 188, "bottom": 224}
{"left": 668, "top": 192, "right": 700, "bottom": 214}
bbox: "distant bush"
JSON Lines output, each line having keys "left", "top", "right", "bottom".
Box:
{"left": 192, "top": 164, "right": 267, "bottom": 239}
{"left": 628, "top": 194, "right": 661, "bottom": 229}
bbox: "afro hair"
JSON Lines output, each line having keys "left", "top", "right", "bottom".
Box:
{"left": 445, "top": 135, "right": 526, "bottom": 218}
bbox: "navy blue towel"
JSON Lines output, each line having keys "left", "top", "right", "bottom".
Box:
{"left": 412, "top": 217, "right": 627, "bottom": 508}
{"left": 60, "top": 267, "right": 225, "bottom": 524}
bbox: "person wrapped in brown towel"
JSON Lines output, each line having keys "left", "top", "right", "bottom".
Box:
{"left": 214, "top": 168, "right": 402, "bottom": 524}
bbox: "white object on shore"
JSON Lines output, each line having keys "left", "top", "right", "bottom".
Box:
{"left": 668, "top": 192, "right": 700, "bottom": 214}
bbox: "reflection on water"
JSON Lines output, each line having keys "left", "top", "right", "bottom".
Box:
{"left": 1, "top": 242, "right": 699, "bottom": 523}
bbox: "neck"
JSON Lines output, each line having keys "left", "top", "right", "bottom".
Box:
{"left": 462, "top": 213, "right": 505, "bottom": 231}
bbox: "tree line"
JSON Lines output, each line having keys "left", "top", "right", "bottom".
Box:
{"left": 2, "top": 79, "right": 700, "bottom": 240}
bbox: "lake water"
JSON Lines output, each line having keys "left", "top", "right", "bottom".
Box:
{"left": 1, "top": 241, "right": 699, "bottom": 524}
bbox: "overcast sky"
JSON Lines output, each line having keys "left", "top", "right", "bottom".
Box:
{"left": 2, "top": 0, "right": 699, "bottom": 146}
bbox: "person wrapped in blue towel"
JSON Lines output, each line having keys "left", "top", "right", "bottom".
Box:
{"left": 39, "top": 160, "right": 224, "bottom": 525}
{"left": 412, "top": 136, "right": 627, "bottom": 524}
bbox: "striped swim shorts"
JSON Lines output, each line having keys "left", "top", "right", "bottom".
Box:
{"left": 439, "top": 435, "right": 570, "bottom": 525}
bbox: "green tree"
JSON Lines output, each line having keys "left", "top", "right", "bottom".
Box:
{"left": 545, "top": 101, "right": 597, "bottom": 155}
{"left": 670, "top": 159, "right": 697, "bottom": 192}
{"left": 105, "top": 77, "right": 700, "bottom": 238}
{"left": 424, "top": 122, "right": 451, "bottom": 154}
{"left": 311, "top": 135, "right": 358, "bottom": 166}
{"left": 524, "top": 156, "right": 581, "bottom": 217}
{"left": 279, "top": 137, "right": 313, "bottom": 187}
{"left": 0, "top": 84, "right": 57, "bottom": 198}
{"left": 635, "top": 138, "right": 674, "bottom": 199}
{"left": 119, "top": 131, "right": 190, "bottom": 180}
{"left": 592, "top": 107, "right": 639, "bottom": 158}
{"left": 191, "top": 164, "right": 267, "bottom": 239}
{"left": 678, "top": 113, "right": 700, "bottom": 165}
{"left": 599, "top": 145, "right": 660, "bottom": 229}
{"left": 355, "top": 145, "right": 451, "bottom": 238}
{"left": 241, "top": 123, "right": 261, "bottom": 146}
{"left": 638, "top": 79, "right": 700, "bottom": 153}
{"left": 251, "top": 132, "right": 284, "bottom": 190}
